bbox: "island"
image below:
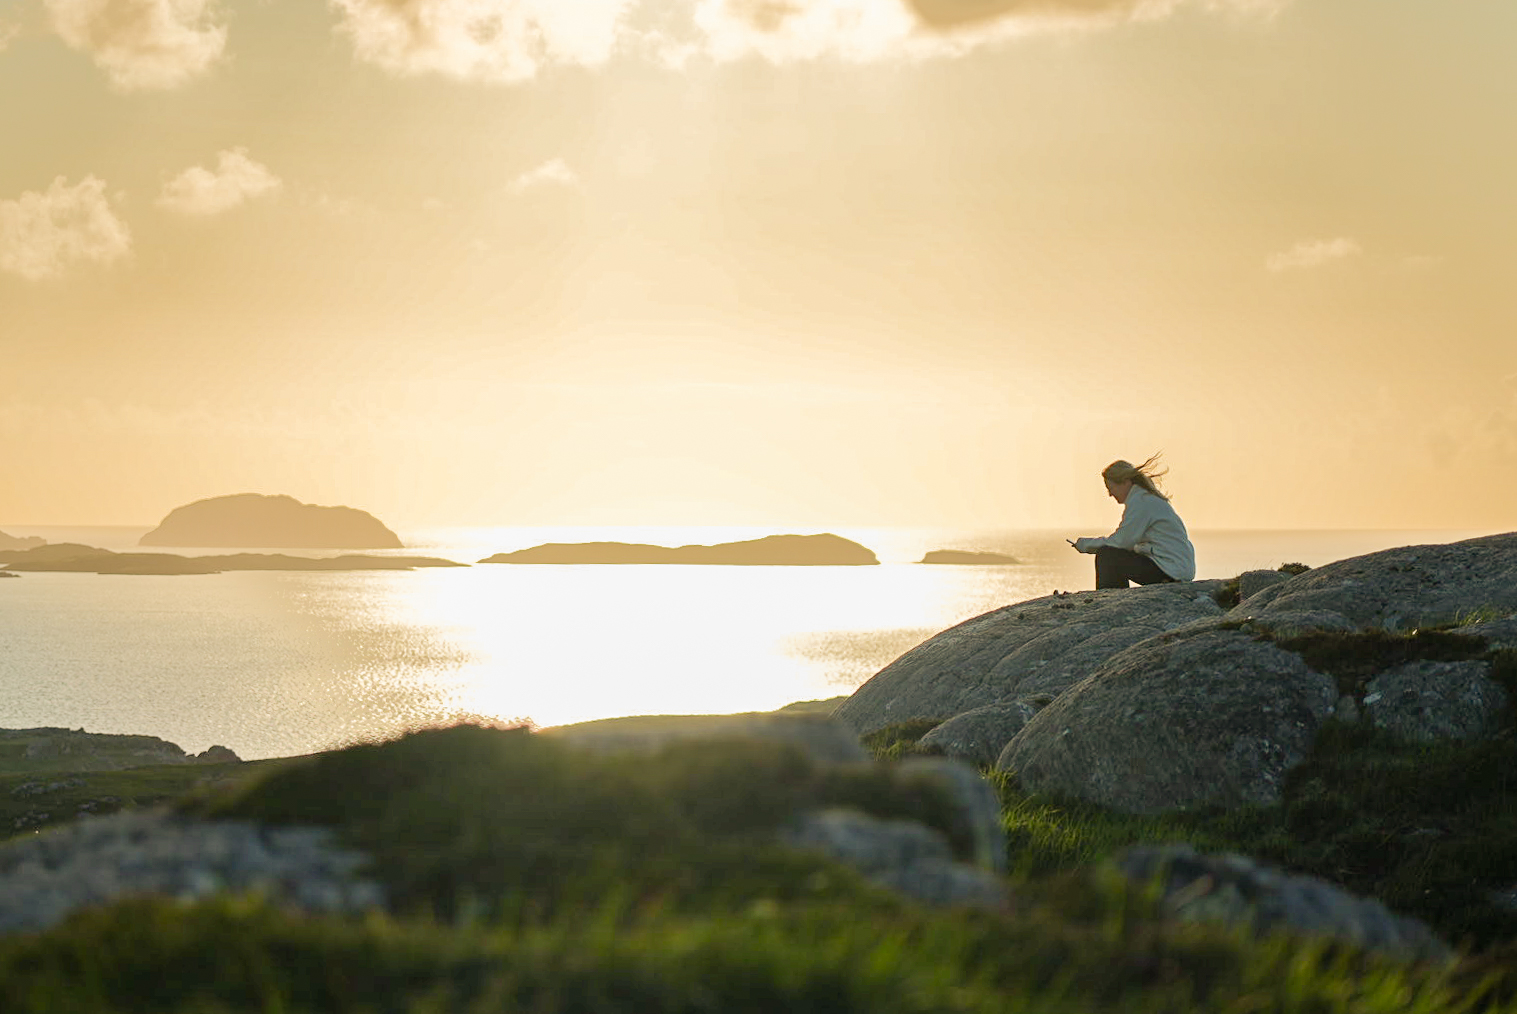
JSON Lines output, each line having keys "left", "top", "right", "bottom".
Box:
{"left": 0, "top": 543, "right": 464, "bottom": 575}
{"left": 918, "top": 550, "right": 1021, "bottom": 565}
{"left": 139, "top": 493, "right": 404, "bottom": 549}
{"left": 479, "top": 533, "right": 879, "bottom": 566}
{"left": 0, "top": 529, "right": 45, "bottom": 551}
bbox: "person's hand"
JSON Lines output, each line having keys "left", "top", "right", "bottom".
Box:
{"left": 1072, "top": 537, "right": 1097, "bottom": 554}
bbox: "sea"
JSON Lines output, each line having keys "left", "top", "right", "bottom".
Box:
{"left": 0, "top": 525, "right": 1505, "bottom": 761}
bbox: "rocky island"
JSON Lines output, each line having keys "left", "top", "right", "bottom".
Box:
{"left": 139, "top": 493, "right": 404, "bottom": 549}
{"left": 479, "top": 532, "right": 879, "bottom": 566}
{"left": 919, "top": 550, "right": 1020, "bottom": 565}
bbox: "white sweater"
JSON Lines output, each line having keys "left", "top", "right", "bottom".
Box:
{"left": 1074, "top": 486, "right": 1196, "bottom": 581}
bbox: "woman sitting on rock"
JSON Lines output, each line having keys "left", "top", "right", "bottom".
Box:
{"left": 1071, "top": 456, "right": 1196, "bottom": 589}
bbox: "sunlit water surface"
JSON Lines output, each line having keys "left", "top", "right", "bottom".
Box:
{"left": 0, "top": 525, "right": 1502, "bottom": 759}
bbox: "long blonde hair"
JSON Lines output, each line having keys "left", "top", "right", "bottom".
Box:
{"left": 1103, "top": 453, "right": 1170, "bottom": 501}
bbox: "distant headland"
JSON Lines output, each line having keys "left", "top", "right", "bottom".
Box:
{"left": 139, "top": 494, "right": 403, "bottom": 549}
{"left": 479, "top": 533, "right": 880, "bottom": 566}
{"left": 0, "top": 543, "right": 463, "bottom": 575}
{"left": 0, "top": 529, "right": 45, "bottom": 551}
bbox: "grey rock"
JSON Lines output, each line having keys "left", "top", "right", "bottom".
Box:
{"left": 1233, "top": 609, "right": 1357, "bottom": 639}
{"left": 999, "top": 629, "right": 1336, "bottom": 814}
{"left": 918, "top": 701, "right": 1039, "bottom": 769}
{"left": 1362, "top": 660, "right": 1509, "bottom": 742}
{"left": 1241, "top": 532, "right": 1517, "bottom": 632}
{"left": 833, "top": 581, "right": 1227, "bottom": 736}
{"left": 894, "top": 757, "right": 1008, "bottom": 874}
{"left": 0, "top": 809, "right": 384, "bottom": 935}
{"left": 1114, "top": 844, "right": 1451, "bottom": 962}
{"left": 781, "top": 808, "right": 1008, "bottom": 910}
{"left": 539, "top": 712, "right": 867, "bottom": 764}
{"left": 1238, "top": 569, "right": 1290, "bottom": 602}
{"left": 1458, "top": 615, "right": 1517, "bottom": 650}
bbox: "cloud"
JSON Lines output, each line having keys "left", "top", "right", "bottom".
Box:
{"left": 510, "top": 158, "right": 580, "bottom": 194}
{"left": 1266, "top": 237, "right": 1361, "bottom": 273}
{"left": 0, "top": 176, "right": 132, "bottom": 282}
{"left": 157, "top": 149, "right": 282, "bottom": 216}
{"left": 328, "top": 0, "right": 1283, "bottom": 80}
{"left": 691, "top": 0, "right": 1283, "bottom": 61}
{"left": 44, "top": 0, "right": 229, "bottom": 91}
{"left": 331, "top": 0, "right": 637, "bottom": 82}
{"left": 904, "top": 0, "right": 1285, "bottom": 29}
{"left": 0, "top": 18, "right": 20, "bottom": 51}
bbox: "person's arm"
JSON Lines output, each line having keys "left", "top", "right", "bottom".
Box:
{"left": 1075, "top": 493, "right": 1157, "bottom": 554}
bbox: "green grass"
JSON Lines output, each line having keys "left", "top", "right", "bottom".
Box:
{"left": 0, "top": 761, "right": 264, "bottom": 842}
{"left": 993, "top": 721, "right": 1517, "bottom": 952}
{"left": 2, "top": 717, "right": 1516, "bottom": 1011}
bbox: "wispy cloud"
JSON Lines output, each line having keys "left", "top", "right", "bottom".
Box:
{"left": 510, "top": 158, "right": 580, "bottom": 194}
{"left": 0, "top": 176, "right": 132, "bottom": 282}
{"left": 0, "top": 17, "right": 21, "bottom": 51}
{"left": 331, "top": 0, "right": 636, "bottom": 83}
{"left": 157, "top": 149, "right": 282, "bottom": 216}
{"left": 905, "top": 0, "right": 1285, "bottom": 29}
{"left": 43, "top": 0, "right": 228, "bottom": 91}
{"left": 1266, "top": 236, "right": 1361, "bottom": 273}
{"left": 328, "top": 0, "right": 1284, "bottom": 81}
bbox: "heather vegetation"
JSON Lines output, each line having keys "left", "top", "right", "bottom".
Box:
{"left": 0, "top": 716, "right": 1515, "bottom": 1012}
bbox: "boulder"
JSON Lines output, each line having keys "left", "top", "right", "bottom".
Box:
{"left": 1361, "top": 660, "right": 1509, "bottom": 742}
{"left": 831, "top": 581, "right": 1226, "bottom": 737}
{"left": 479, "top": 533, "right": 878, "bottom": 566}
{"left": 1113, "top": 844, "right": 1450, "bottom": 962}
{"left": 1229, "top": 532, "right": 1517, "bottom": 632}
{"left": 917, "top": 701, "right": 1039, "bottom": 768}
{"left": 140, "top": 494, "right": 403, "bottom": 549}
{"left": 998, "top": 628, "right": 1337, "bottom": 814}
{"left": 1237, "top": 569, "right": 1290, "bottom": 602}
{"left": 781, "top": 809, "right": 1008, "bottom": 910}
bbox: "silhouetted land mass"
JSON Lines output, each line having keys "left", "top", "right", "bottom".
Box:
{"left": 479, "top": 533, "right": 879, "bottom": 566}
{"left": 0, "top": 544, "right": 463, "bottom": 575}
{"left": 139, "top": 493, "right": 403, "bottom": 549}
{"left": 919, "top": 550, "right": 1021, "bottom": 565}
{"left": 0, "top": 728, "right": 240, "bottom": 774}
{"left": 0, "top": 530, "right": 44, "bottom": 551}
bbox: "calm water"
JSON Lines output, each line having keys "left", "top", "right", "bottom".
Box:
{"left": 0, "top": 525, "right": 1502, "bottom": 759}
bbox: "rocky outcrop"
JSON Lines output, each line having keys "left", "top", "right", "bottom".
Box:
{"left": 140, "top": 494, "right": 403, "bottom": 549}
{"left": 480, "top": 533, "right": 878, "bottom": 566}
{"left": 0, "top": 810, "right": 381, "bottom": 935}
{"left": 1, "top": 728, "right": 242, "bottom": 774}
{"left": 832, "top": 581, "right": 1227, "bottom": 737}
{"left": 919, "top": 550, "right": 1020, "bottom": 565}
{"left": 1113, "top": 844, "right": 1451, "bottom": 962}
{"left": 1229, "top": 532, "right": 1517, "bottom": 632}
{"left": 999, "top": 626, "right": 1337, "bottom": 813}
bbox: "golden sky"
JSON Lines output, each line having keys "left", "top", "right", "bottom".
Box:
{"left": 1, "top": 0, "right": 1514, "bottom": 531}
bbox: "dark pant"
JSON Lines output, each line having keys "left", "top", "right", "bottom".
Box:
{"left": 1095, "top": 546, "right": 1176, "bottom": 589}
